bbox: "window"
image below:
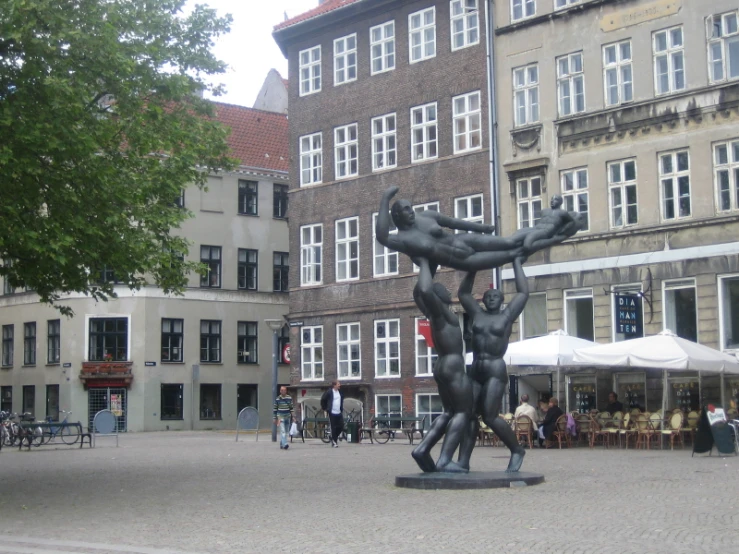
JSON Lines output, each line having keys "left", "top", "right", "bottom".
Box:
{"left": 376, "top": 394, "right": 402, "bottom": 423}
{"left": 47, "top": 319, "right": 60, "bottom": 364}
{"left": 708, "top": 11, "right": 739, "bottom": 82}
{"left": 375, "top": 319, "right": 400, "bottom": 378}
{"left": 174, "top": 189, "right": 185, "bottom": 209}
{"left": 557, "top": 52, "right": 585, "bottom": 116}
{"left": 411, "top": 102, "right": 438, "bottom": 162}
{"left": 278, "top": 324, "right": 290, "bottom": 365}
{"left": 335, "top": 217, "right": 359, "bottom": 281}
{"left": 714, "top": 139, "right": 739, "bottom": 212}
{"left": 521, "top": 293, "right": 547, "bottom": 338}
{"left": 511, "top": 0, "right": 535, "bottom": 21}
{"left": 451, "top": 0, "right": 479, "bottom": 50}
{"left": 237, "top": 321, "right": 258, "bottom": 364}
{"left": 608, "top": 159, "right": 638, "bottom": 228}
{"left": 453, "top": 91, "right": 481, "bottom": 153}
{"left": 659, "top": 150, "right": 691, "bottom": 220}
{"left": 273, "top": 252, "right": 289, "bottom": 292}
{"left": 370, "top": 21, "right": 395, "bottom": 74}
{"left": 299, "top": 45, "right": 321, "bottom": 96}
{"left": 372, "top": 213, "right": 398, "bottom": 277}
{"left": 334, "top": 34, "right": 357, "bottom": 85}
{"left": 561, "top": 168, "right": 589, "bottom": 231}
{"left": 301, "top": 326, "right": 324, "bottom": 380}
{"left": 409, "top": 7, "right": 436, "bottom": 63}
{"left": 454, "top": 194, "right": 484, "bottom": 228}
{"left": 22, "top": 385, "right": 34, "bottom": 415}
{"left": 555, "top": 0, "right": 580, "bottom": 7}
{"left": 23, "top": 322, "right": 36, "bottom": 365}
{"left": 415, "top": 318, "right": 438, "bottom": 376}
{"left": 1, "top": 386, "right": 11, "bottom": 412}
{"left": 161, "top": 384, "right": 184, "bottom": 420}
{"left": 371, "top": 113, "right": 397, "bottom": 171}
{"left": 663, "top": 279, "right": 697, "bottom": 342}
{"left": 200, "top": 320, "right": 221, "bottom": 363}
{"left": 89, "top": 317, "right": 127, "bottom": 361}
{"left": 237, "top": 384, "right": 259, "bottom": 412}
{"left": 2, "top": 324, "right": 13, "bottom": 367}
{"left": 200, "top": 246, "right": 221, "bottom": 288}
{"left": 517, "top": 176, "right": 542, "bottom": 229}
{"left": 2, "top": 276, "right": 13, "bottom": 295}
{"left": 611, "top": 284, "right": 644, "bottom": 342}
{"left": 603, "top": 40, "right": 633, "bottom": 106}
{"left": 200, "top": 384, "right": 221, "bottom": 420}
{"left": 273, "top": 184, "right": 288, "bottom": 218}
{"left": 719, "top": 275, "right": 739, "bottom": 350}
{"left": 300, "top": 224, "right": 322, "bottom": 286}
{"left": 237, "top": 180, "right": 258, "bottom": 216}
{"left": 653, "top": 26, "right": 685, "bottom": 95}
{"left": 299, "top": 132, "right": 322, "bottom": 186}
{"left": 564, "top": 289, "right": 594, "bottom": 341}
{"left": 161, "top": 318, "right": 183, "bottom": 363}
{"left": 238, "top": 248, "right": 258, "bottom": 290}
{"left": 513, "top": 64, "right": 539, "bottom": 126}
{"left": 334, "top": 124, "right": 358, "bottom": 179}
{"left": 416, "top": 393, "right": 443, "bottom": 431}
{"left": 337, "top": 322, "right": 360, "bottom": 379}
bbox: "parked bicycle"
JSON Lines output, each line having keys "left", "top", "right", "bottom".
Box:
{"left": 15, "top": 413, "right": 43, "bottom": 448}
{"left": 40, "top": 410, "right": 80, "bottom": 445}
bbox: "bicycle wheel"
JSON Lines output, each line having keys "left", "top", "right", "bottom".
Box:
{"left": 319, "top": 423, "right": 331, "bottom": 443}
{"left": 373, "top": 425, "right": 391, "bottom": 444}
{"left": 41, "top": 427, "right": 54, "bottom": 445}
{"left": 31, "top": 426, "right": 44, "bottom": 447}
{"left": 61, "top": 425, "right": 79, "bottom": 445}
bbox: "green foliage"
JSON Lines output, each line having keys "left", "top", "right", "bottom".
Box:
{"left": 0, "top": 0, "right": 235, "bottom": 314}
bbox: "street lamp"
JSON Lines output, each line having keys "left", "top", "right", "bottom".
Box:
{"left": 264, "top": 319, "right": 284, "bottom": 442}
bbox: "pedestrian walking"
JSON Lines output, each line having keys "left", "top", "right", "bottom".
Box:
{"left": 273, "top": 386, "right": 294, "bottom": 450}
{"left": 320, "top": 380, "right": 343, "bottom": 448}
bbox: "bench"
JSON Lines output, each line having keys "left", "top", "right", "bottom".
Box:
{"left": 297, "top": 417, "right": 329, "bottom": 443}
{"left": 18, "top": 421, "right": 92, "bottom": 449}
{"left": 363, "top": 416, "right": 427, "bottom": 445}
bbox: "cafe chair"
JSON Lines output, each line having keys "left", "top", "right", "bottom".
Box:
{"left": 618, "top": 412, "right": 636, "bottom": 448}
{"left": 552, "top": 414, "right": 572, "bottom": 449}
{"left": 515, "top": 415, "right": 535, "bottom": 449}
{"left": 635, "top": 414, "right": 657, "bottom": 449}
{"left": 682, "top": 410, "right": 699, "bottom": 445}
{"left": 478, "top": 419, "right": 497, "bottom": 447}
{"left": 575, "top": 414, "right": 593, "bottom": 447}
{"left": 660, "top": 412, "right": 684, "bottom": 450}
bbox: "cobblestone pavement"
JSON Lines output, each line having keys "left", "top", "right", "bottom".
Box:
{"left": 0, "top": 432, "right": 737, "bottom": 554}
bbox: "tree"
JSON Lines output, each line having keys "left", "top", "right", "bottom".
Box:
{"left": 0, "top": 0, "right": 235, "bottom": 313}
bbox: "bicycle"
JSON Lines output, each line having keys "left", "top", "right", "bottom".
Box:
{"left": 40, "top": 410, "right": 80, "bottom": 445}
{"left": 16, "top": 413, "right": 43, "bottom": 448}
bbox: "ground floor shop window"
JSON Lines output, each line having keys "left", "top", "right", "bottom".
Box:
{"left": 22, "top": 385, "right": 35, "bottom": 414}
{"left": 376, "top": 394, "right": 402, "bottom": 428}
{"left": 46, "top": 384, "right": 59, "bottom": 421}
{"left": 237, "top": 384, "right": 258, "bottom": 413}
{"left": 521, "top": 292, "right": 547, "bottom": 338}
{"left": 663, "top": 279, "right": 697, "bottom": 342}
{"left": 719, "top": 275, "right": 739, "bottom": 350}
{"left": 161, "top": 384, "right": 184, "bottom": 420}
{"left": 565, "top": 289, "right": 594, "bottom": 341}
{"left": 200, "top": 384, "right": 221, "bottom": 420}
{"left": 1, "top": 386, "right": 12, "bottom": 412}
{"left": 416, "top": 393, "right": 443, "bottom": 431}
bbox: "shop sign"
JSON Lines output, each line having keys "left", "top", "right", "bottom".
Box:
{"left": 615, "top": 294, "right": 642, "bottom": 336}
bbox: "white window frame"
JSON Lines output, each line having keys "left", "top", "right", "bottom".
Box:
{"left": 409, "top": 7, "right": 436, "bottom": 63}
{"left": 659, "top": 149, "right": 691, "bottom": 221}
{"left": 334, "top": 34, "right": 357, "bottom": 86}
{"left": 450, "top": 0, "right": 479, "bottom": 51}
{"left": 299, "top": 45, "right": 321, "bottom": 96}
{"left": 513, "top": 64, "right": 539, "bottom": 127}
{"left": 718, "top": 273, "right": 739, "bottom": 351}
{"left": 454, "top": 194, "right": 484, "bottom": 229}
{"left": 561, "top": 168, "right": 589, "bottom": 231}
{"left": 300, "top": 223, "right": 322, "bottom": 286}
{"left": 370, "top": 21, "right": 395, "bottom": 75}
{"left": 452, "top": 91, "right": 482, "bottom": 153}
{"left": 603, "top": 40, "right": 633, "bottom": 106}
{"left": 411, "top": 102, "right": 438, "bottom": 162}
{"left": 334, "top": 124, "right": 358, "bottom": 180}
{"left": 555, "top": 0, "right": 580, "bottom": 9}
{"left": 611, "top": 284, "right": 645, "bottom": 342}
{"left": 301, "top": 326, "right": 324, "bottom": 381}
{"left": 607, "top": 159, "right": 638, "bottom": 229}
{"left": 708, "top": 11, "right": 739, "bottom": 83}
{"left": 335, "top": 216, "right": 359, "bottom": 282}
{"left": 375, "top": 319, "right": 400, "bottom": 378}
{"left": 299, "top": 132, "right": 322, "bottom": 186}
{"left": 371, "top": 113, "right": 397, "bottom": 171}
{"left": 564, "top": 288, "right": 594, "bottom": 341}
{"left": 516, "top": 176, "right": 542, "bottom": 230}
{"left": 416, "top": 393, "right": 443, "bottom": 431}
{"left": 662, "top": 278, "right": 698, "bottom": 341}
{"left": 521, "top": 292, "right": 547, "bottom": 339}
{"left": 372, "top": 213, "right": 398, "bottom": 277}
{"left": 653, "top": 26, "right": 685, "bottom": 95}
{"left": 557, "top": 52, "right": 585, "bottom": 117}
{"left": 375, "top": 394, "right": 402, "bottom": 418}
{"left": 511, "top": 0, "right": 535, "bottom": 22}
{"left": 415, "top": 317, "right": 437, "bottom": 376}
{"left": 714, "top": 138, "right": 739, "bottom": 212}
{"left": 337, "top": 322, "right": 361, "bottom": 379}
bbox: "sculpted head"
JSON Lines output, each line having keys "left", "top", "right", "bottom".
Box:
{"left": 391, "top": 199, "right": 415, "bottom": 230}
{"left": 482, "top": 288, "right": 504, "bottom": 312}
{"left": 550, "top": 194, "right": 563, "bottom": 209}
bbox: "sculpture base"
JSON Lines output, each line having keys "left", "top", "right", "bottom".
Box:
{"left": 394, "top": 471, "right": 544, "bottom": 490}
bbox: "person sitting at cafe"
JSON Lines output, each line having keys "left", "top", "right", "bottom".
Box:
{"left": 538, "top": 397, "right": 563, "bottom": 447}
{"left": 514, "top": 394, "right": 538, "bottom": 430}
{"left": 605, "top": 392, "right": 624, "bottom": 414}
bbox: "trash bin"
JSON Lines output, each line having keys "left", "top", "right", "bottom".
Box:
{"left": 345, "top": 421, "right": 359, "bottom": 443}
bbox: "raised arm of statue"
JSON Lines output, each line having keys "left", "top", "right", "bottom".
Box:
{"left": 504, "top": 257, "right": 529, "bottom": 321}
{"left": 458, "top": 271, "right": 481, "bottom": 316}
{"left": 376, "top": 186, "right": 401, "bottom": 250}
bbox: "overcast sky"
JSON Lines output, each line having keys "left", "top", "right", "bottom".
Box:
{"left": 189, "top": 0, "right": 316, "bottom": 107}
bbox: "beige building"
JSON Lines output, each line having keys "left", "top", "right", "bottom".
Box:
{"left": 0, "top": 102, "right": 290, "bottom": 432}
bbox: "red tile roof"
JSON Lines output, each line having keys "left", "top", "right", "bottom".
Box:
{"left": 212, "top": 102, "right": 289, "bottom": 174}
{"left": 274, "top": 0, "right": 363, "bottom": 31}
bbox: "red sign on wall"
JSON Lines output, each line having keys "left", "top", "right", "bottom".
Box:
{"left": 417, "top": 319, "right": 434, "bottom": 348}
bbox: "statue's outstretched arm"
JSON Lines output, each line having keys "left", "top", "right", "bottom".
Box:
{"left": 432, "top": 211, "right": 495, "bottom": 234}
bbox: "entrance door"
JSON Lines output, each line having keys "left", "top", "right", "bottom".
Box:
{"left": 88, "top": 387, "right": 127, "bottom": 431}
{"left": 237, "top": 384, "right": 258, "bottom": 413}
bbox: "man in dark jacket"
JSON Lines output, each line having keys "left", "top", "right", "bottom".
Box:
{"left": 320, "top": 380, "right": 343, "bottom": 447}
{"left": 538, "top": 397, "right": 564, "bottom": 447}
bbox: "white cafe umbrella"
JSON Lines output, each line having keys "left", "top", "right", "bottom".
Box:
{"left": 503, "top": 329, "right": 597, "bottom": 366}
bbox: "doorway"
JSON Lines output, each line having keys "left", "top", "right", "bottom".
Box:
{"left": 88, "top": 387, "right": 127, "bottom": 431}
{"left": 509, "top": 374, "right": 552, "bottom": 415}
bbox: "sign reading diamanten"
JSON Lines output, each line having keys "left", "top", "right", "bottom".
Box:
{"left": 615, "top": 294, "right": 642, "bottom": 337}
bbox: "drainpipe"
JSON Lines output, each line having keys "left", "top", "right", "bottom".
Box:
{"left": 484, "top": 0, "right": 501, "bottom": 290}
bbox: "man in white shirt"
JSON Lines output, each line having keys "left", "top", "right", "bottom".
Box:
{"left": 514, "top": 394, "right": 538, "bottom": 430}
{"left": 320, "top": 380, "right": 344, "bottom": 448}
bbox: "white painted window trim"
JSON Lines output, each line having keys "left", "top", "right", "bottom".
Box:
{"left": 450, "top": 0, "right": 480, "bottom": 51}
{"left": 300, "top": 223, "right": 323, "bottom": 286}
{"left": 409, "top": 7, "right": 436, "bottom": 64}
{"left": 335, "top": 216, "right": 359, "bottom": 282}
{"left": 513, "top": 63, "right": 539, "bottom": 127}
{"left": 334, "top": 33, "right": 357, "bottom": 86}
{"left": 371, "top": 113, "right": 397, "bottom": 172}
{"left": 370, "top": 21, "right": 395, "bottom": 75}
{"left": 301, "top": 325, "right": 324, "bottom": 381}
{"left": 299, "top": 132, "right": 322, "bottom": 186}
{"left": 375, "top": 318, "right": 401, "bottom": 378}
{"left": 452, "top": 90, "right": 482, "bottom": 154}
{"left": 299, "top": 45, "right": 321, "bottom": 96}
{"left": 334, "top": 123, "right": 358, "bottom": 180}
{"left": 336, "top": 322, "right": 361, "bottom": 380}
{"left": 372, "top": 212, "right": 399, "bottom": 277}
